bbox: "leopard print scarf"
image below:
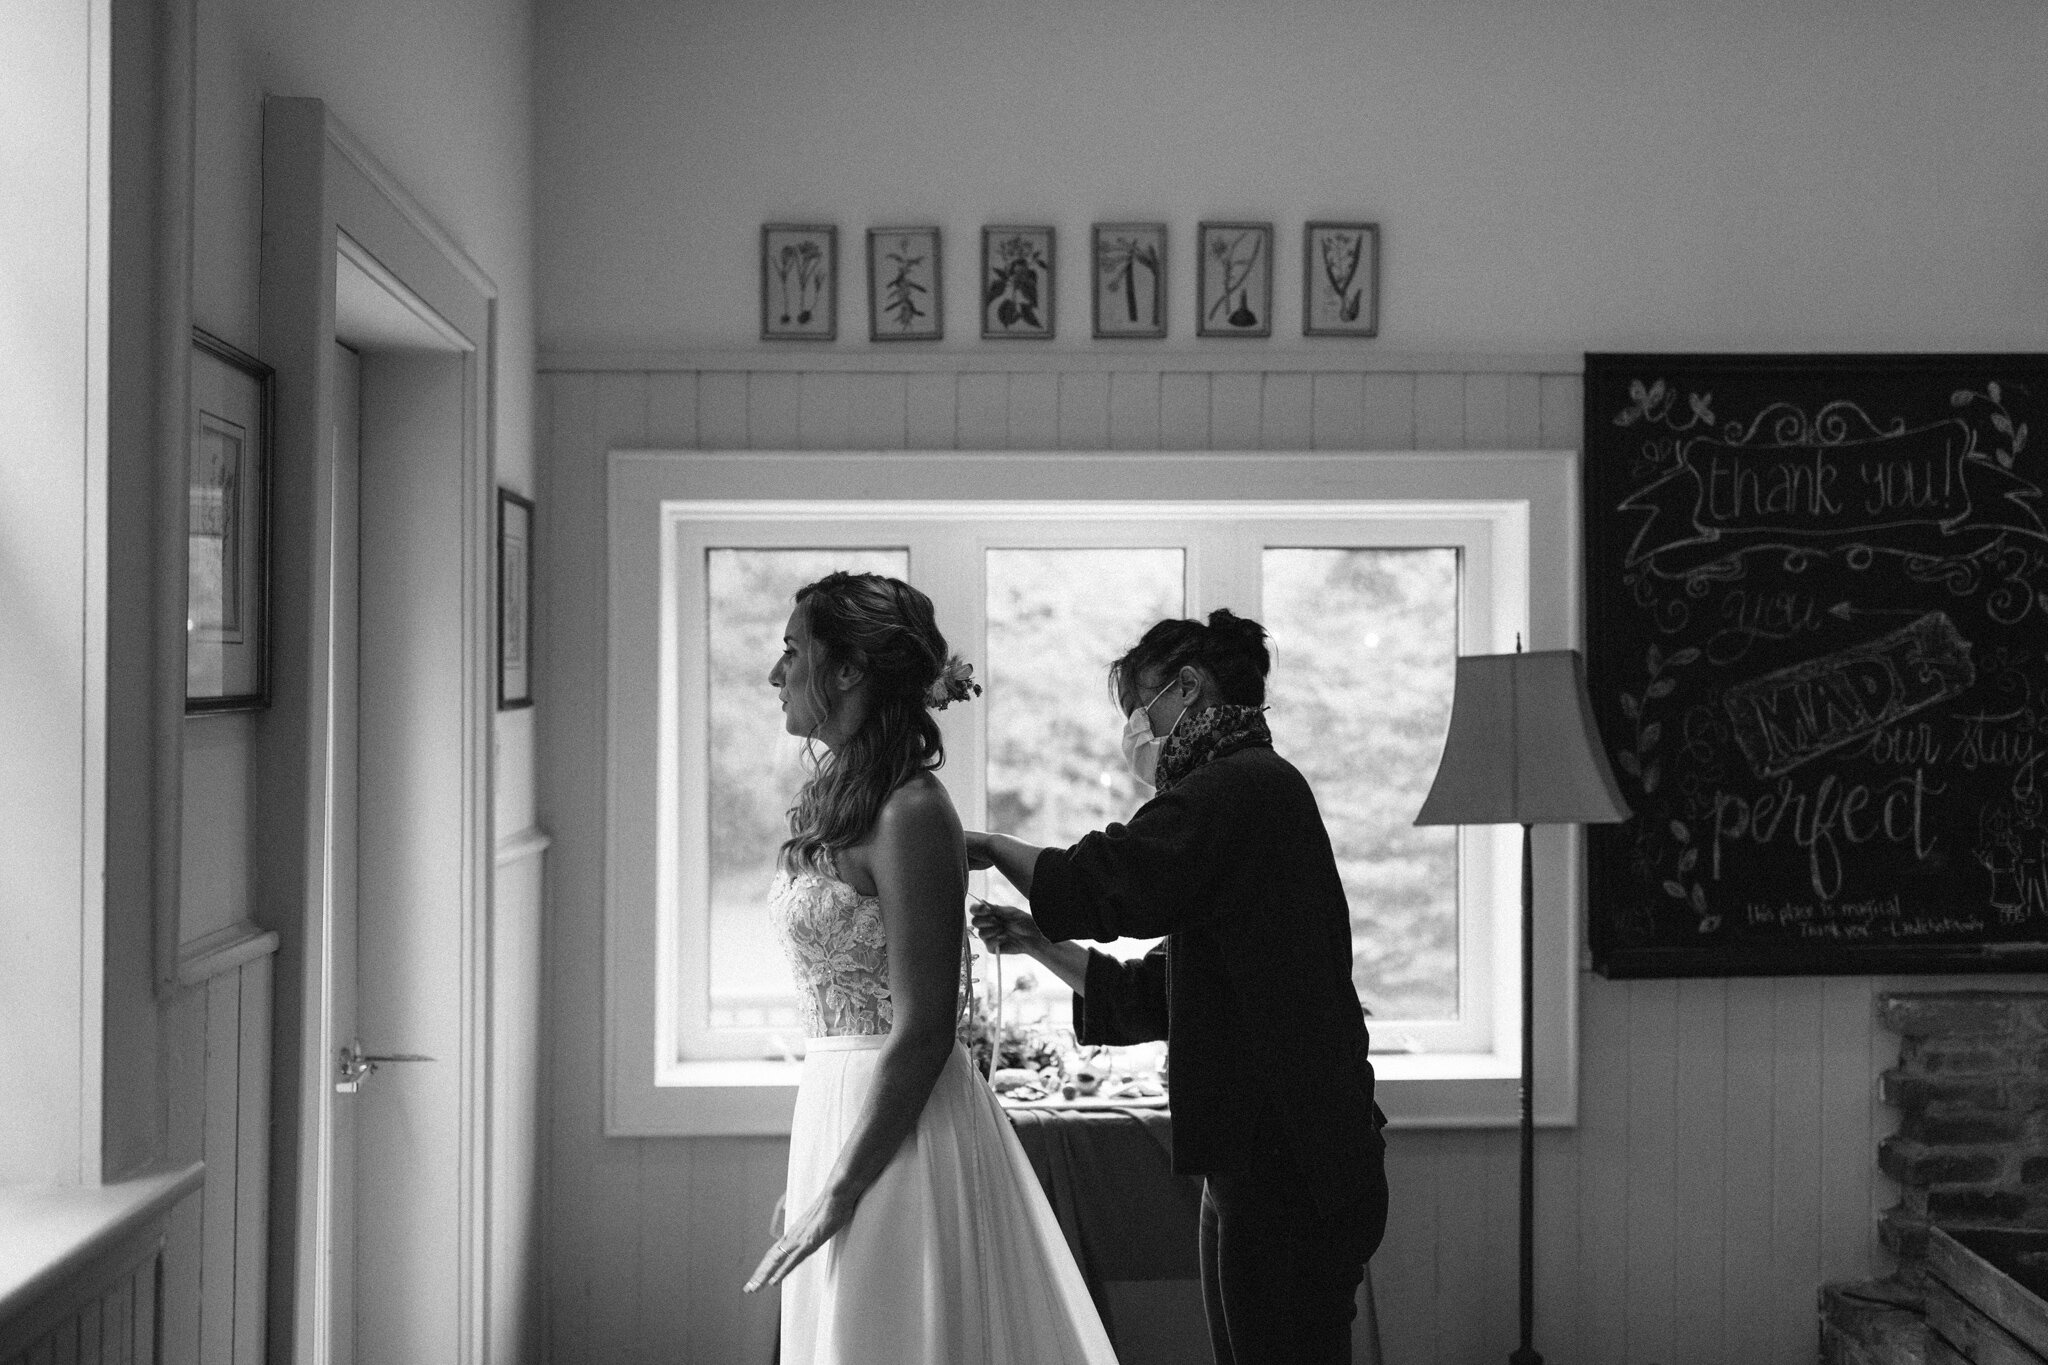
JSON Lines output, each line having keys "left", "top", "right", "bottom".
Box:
{"left": 1155, "top": 704, "right": 1272, "bottom": 793}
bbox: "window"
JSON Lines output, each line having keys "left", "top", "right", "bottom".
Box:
{"left": 608, "top": 451, "right": 1583, "bottom": 1134}
{"left": 982, "top": 546, "right": 1181, "bottom": 1039}
{"left": 1264, "top": 547, "right": 1463, "bottom": 1026}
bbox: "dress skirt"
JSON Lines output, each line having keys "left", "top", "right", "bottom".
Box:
{"left": 779, "top": 1035, "right": 1119, "bottom": 1365}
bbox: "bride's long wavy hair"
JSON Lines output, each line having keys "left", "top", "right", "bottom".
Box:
{"left": 781, "top": 572, "right": 973, "bottom": 872}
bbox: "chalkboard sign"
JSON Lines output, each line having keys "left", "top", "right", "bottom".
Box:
{"left": 1584, "top": 354, "right": 2048, "bottom": 977}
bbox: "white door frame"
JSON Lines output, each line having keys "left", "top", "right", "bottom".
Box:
{"left": 256, "top": 97, "right": 495, "bottom": 1365}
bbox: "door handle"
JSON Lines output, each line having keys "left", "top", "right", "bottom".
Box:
{"left": 336, "top": 1039, "right": 437, "bottom": 1093}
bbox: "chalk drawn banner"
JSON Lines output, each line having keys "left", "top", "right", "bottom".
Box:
{"left": 1583, "top": 354, "right": 2048, "bottom": 977}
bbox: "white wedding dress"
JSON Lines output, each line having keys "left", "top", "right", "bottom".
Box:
{"left": 769, "top": 863, "right": 1118, "bottom": 1365}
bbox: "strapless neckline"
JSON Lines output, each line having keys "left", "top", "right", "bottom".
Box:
{"left": 778, "top": 864, "right": 878, "bottom": 903}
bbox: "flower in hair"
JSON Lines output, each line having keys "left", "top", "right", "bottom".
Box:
{"left": 925, "top": 655, "right": 983, "bottom": 710}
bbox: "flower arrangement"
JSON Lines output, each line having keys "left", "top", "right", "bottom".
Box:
{"left": 925, "top": 654, "right": 982, "bottom": 710}
{"left": 958, "top": 960, "right": 1167, "bottom": 1104}
{"left": 959, "top": 1016, "right": 1067, "bottom": 1080}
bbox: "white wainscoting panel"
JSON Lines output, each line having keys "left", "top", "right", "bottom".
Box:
{"left": 160, "top": 947, "right": 273, "bottom": 1365}
{"left": 0, "top": 1168, "right": 204, "bottom": 1365}
{"left": 0, "top": 1242, "right": 160, "bottom": 1365}
{"left": 537, "top": 360, "right": 1904, "bottom": 1364}
{"left": 490, "top": 830, "right": 550, "bottom": 1365}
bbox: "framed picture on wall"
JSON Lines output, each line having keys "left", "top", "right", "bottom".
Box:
{"left": 867, "top": 226, "right": 943, "bottom": 341}
{"left": 1303, "top": 221, "right": 1379, "bottom": 338}
{"left": 498, "top": 488, "right": 534, "bottom": 710}
{"left": 1092, "top": 222, "right": 1167, "bottom": 339}
{"left": 981, "top": 225, "right": 1055, "bottom": 339}
{"left": 186, "top": 328, "right": 273, "bottom": 713}
{"left": 760, "top": 223, "right": 838, "bottom": 341}
{"left": 1196, "top": 221, "right": 1272, "bottom": 338}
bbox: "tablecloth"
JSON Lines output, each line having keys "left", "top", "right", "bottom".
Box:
{"left": 1005, "top": 1103, "right": 1382, "bottom": 1364}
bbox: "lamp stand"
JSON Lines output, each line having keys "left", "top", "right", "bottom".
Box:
{"left": 1511, "top": 823, "right": 1542, "bottom": 1365}
{"left": 1412, "top": 648, "right": 1631, "bottom": 1362}
{"left": 1413, "top": 649, "right": 1629, "bottom": 1363}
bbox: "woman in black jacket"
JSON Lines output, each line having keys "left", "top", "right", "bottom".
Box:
{"left": 968, "top": 608, "right": 1388, "bottom": 1365}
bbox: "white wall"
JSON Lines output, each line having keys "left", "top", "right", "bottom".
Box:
{"left": 535, "top": 0, "right": 2048, "bottom": 357}
{"left": 0, "top": 0, "right": 108, "bottom": 1188}
{"left": 183, "top": 0, "right": 540, "bottom": 947}
{"left": 1, "top": 0, "right": 537, "bottom": 1350}
{"left": 171, "top": 0, "right": 539, "bottom": 1359}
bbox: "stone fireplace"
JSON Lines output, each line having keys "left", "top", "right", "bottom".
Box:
{"left": 1820, "top": 990, "right": 2048, "bottom": 1364}
{"left": 1876, "top": 992, "right": 2048, "bottom": 1255}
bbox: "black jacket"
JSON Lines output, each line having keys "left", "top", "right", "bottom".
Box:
{"left": 1029, "top": 736, "right": 1385, "bottom": 1217}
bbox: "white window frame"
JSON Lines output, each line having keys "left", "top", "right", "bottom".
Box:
{"left": 607, "top": 450, "right": 1585, "bottom": 1135}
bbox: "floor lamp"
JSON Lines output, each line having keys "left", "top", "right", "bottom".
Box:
{"left": 1414, "top": 648, "right": 1631, "bottom": 1365}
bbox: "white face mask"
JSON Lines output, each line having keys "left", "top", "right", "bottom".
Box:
{"left": 1119, "top": 679, "right": 1188, "bottom": 789}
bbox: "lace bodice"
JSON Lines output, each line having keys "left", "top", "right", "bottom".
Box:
{"left": 769, "top": 863, "right": 972, "bottom": 1039}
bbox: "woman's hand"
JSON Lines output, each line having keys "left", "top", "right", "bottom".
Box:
{"left": 963, "top": 829, "right": 994, "bottom": 871}
{"left": 768, "top": 1192, "right": 786, "bottom": 1238}
{"left": 743, "top": 1186, "right": 860, "bottom": 1293}
{"left": 971, "top": 897, "right": 1048, "bottom": 957}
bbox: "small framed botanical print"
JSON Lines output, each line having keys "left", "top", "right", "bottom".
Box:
{"left": 498, "top": 488, "right": 534, "bottom": 710}
{"left": 867, "top": 226, "right": 943, "bottom": 341}
{"left": 186, "top": 329, "right": 273, "bottom": 712}
{"left": 1092, "top": 223, "right": 1167, "bottom": 339}
{"left": 981, "top": 225, "right": 1055, "bottom": 339}
{"left": 1303, "top": 222, "right": 1380, "bottom": 337}
{"left": 1197, "top": 221, "right": 1272, "bottom": 338}
{"left": 760, "top": 223, "right": 837, "bottom": 340}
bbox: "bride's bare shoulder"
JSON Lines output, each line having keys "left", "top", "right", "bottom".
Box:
{"left": 875, "top": 772, "right": 960, "bottom": 838}
{"left": 839, "top": 775, "right": 960, "bottom": 890}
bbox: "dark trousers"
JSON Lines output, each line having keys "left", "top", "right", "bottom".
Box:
{"left": 1199, "top": 1161, "right": 1388, "bottom": 1365}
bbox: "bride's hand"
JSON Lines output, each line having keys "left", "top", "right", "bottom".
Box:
{"left": 744, "top": 1187, "right": 859, "bottom": 1293}
{"left": 963, "top": 830, "right": 995, "bottom": 871}
{"left": 971, "top": 898, "right": 1046, "bottom": 957}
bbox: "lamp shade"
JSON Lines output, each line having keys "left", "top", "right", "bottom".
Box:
{"left": 1414, "top": 650, "right": 1632, "bottom": 827}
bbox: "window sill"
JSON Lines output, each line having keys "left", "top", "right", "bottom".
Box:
{"left": 0, "top": 1164, "right": 204, "bottom": 1328}
{"left": 611, "top": 1057, "right": 1573, "bottom": 1137}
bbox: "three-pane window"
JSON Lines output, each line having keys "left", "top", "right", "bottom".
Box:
{"left": 666, "top": 507, "right": 1510, "bottom": 1067}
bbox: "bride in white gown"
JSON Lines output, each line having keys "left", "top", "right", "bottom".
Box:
{"left": 742, "top": 571, "right": 1117, "bottom": 1365}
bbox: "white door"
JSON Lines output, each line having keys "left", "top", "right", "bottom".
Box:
{"left": 264, "top": 114, "right": 494, "bottom": 1365}
{"left": 325, "top": 340, "right": 473, "bottom": 1364}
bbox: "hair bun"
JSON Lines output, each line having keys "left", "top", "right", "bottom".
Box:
{"left": 925, "top": 654, "right": 982, "bottom": 710}
{"left": 1206, "top": 607, "right": 1265, "bottom": 641}
{"left": 1203, "top": 608, "right": 1271, "bottom": 680}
